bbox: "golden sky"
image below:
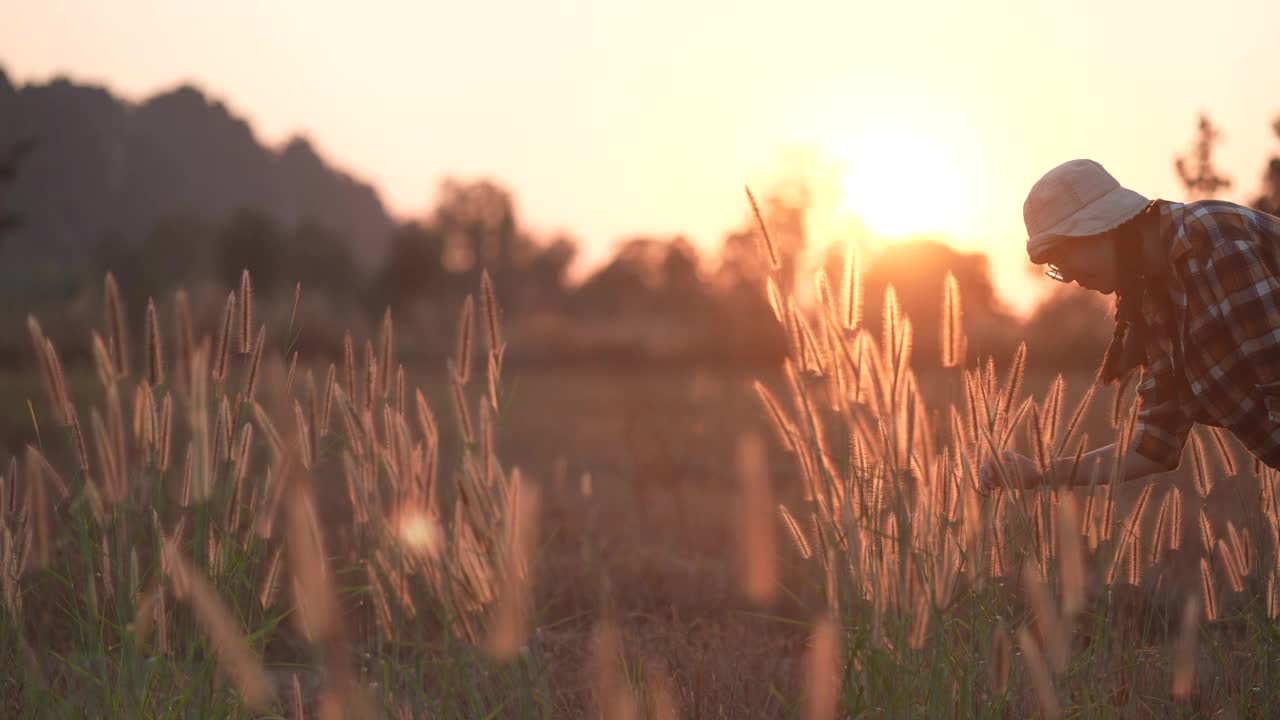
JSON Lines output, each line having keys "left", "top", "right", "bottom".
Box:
{"left": 3, "top": 0, "right": 1279, "bottom": 314}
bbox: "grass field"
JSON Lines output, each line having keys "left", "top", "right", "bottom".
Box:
{"left": 2, "top": 268, "right": 1279, "bottom": 718}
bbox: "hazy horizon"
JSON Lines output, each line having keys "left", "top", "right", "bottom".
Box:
{"left": 4, "top": 0, "right": 1279, "bottom": 315}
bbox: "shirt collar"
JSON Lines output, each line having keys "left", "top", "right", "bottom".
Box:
{"left": 1156, "top": 200, "right": 1191, "bottom": 267}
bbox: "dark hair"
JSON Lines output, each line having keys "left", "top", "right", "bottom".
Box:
{"left": 1097, "top": 202, "right": 1159, "bottom": 385}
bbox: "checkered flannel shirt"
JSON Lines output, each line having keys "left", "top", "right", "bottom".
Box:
{"left": 1133, "top": 199, "right": 1280, "bottom": 471}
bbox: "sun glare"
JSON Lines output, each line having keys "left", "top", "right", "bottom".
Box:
{"left": 395, "top": 505, "right": 443, "bottom": 557}
{"left": 830, "top": 125, "right": 973, "bottom": 241}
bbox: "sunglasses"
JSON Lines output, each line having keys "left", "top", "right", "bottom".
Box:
{"left": 1044, "top": 264, "right": 1073, "bottom": 283}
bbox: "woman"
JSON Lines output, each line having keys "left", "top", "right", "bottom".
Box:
{"left": 979, "top": 158, "right": 1280, "bottom": 492}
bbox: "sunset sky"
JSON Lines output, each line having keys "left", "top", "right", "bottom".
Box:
{"left": 3, "top": 0, "right": 1278, "bottom": 314}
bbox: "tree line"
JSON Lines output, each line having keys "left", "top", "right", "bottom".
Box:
{"left": 0, "top": 112, "right": 1276, "bottom": 371}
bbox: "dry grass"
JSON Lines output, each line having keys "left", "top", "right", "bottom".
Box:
{"left": 1, "top": 203, "right": 1279, "bottom": 717}
{"left": 742, "top": 192, "right": 1280, "bottom": 718}
{"left": 1, "top": 270, "right": 542, "bottom": 717}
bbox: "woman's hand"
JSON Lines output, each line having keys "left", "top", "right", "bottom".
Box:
{"left": 979, "top": 450, "right": 1043, "bottom": 494}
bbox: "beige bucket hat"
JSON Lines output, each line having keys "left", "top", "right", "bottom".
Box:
{"left": 1024, "top": 159, "right": 1151, "bottom": 264}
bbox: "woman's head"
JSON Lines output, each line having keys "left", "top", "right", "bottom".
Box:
{"left": 1024, "top": 160, "right": 1163, "bottom": 383}
{"left": 1024, "top": 159, "right": 1152, "bottom": 284}
{"left": 1040, "top": 230, "right": 1122, "bottom": 294}
{"left": 1040, "top": 207, "right": 1159, "bottom": 293}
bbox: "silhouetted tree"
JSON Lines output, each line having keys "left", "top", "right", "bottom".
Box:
{"left": 434, "top": 179, "right": 519, "bottom": 277}
{"left": 0, "top": 137, "right": 33, "bottom": 248}
{"left": 91, "top": 231, "right": 144, "bottom": 303}
{"left": 1175, "top": 113, "right": 1232, "bottom": 200}
{"left": 217, "top": 209, "right": 284, "bottom": 296}
{"left": 371, "top": 178, "right": 579, "bottom": 320}
{"left": 134, "top": 213, "right": 215, "bottom": 299}
{"left": 573, "top": 237, "right": 671, "bottom": 318}
{"left": 566, "top": 235, "right": 732, "bottom": 362}
{"left": 516, "top": 234, "right": 576, "bottom": 310}
{"left": 284, "top": 222, "right": 359, "bottom": 300}
{"left": 715, "top": 229, "right": 766, "bottom": 293}
{"left": 1253, "top": 116, "right": 1280, "bottom": 216}
{"left": 708, "top": 227, "right": 789, "bottom": 364}
{"left": 656, "top": 237, "right": 706, "bottom": 315}
{"left": 373, "top": 221, "right": 448, "bottom": 309}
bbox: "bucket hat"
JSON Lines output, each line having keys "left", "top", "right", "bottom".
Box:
{"left": 1024, "top": 159, "right": 1151, "bottom": 264}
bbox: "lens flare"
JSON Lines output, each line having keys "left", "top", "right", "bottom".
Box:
{"left": 395, "top": 506, "right": 442, "bottom": 556}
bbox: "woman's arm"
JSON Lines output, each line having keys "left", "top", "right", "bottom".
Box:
{"left": 1049, "top": 441, "right": 1170, "bottom": 487}
{"left": 980, "top": 443, "right": 1170, "bottom": 493}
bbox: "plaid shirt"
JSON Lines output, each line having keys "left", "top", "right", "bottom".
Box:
{"left": 1133, "top": 199, "right": 1280, "bottom": 471}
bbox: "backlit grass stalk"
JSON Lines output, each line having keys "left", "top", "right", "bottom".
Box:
{"left": 4, "top": 268, "right": 535, "bottom": 716}
{"left": 744, "top": 220, "right": 1280, "bottom": 716}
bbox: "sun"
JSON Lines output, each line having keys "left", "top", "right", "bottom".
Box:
{"left": 828, "top": 123, "right": 974, "bottom": 241}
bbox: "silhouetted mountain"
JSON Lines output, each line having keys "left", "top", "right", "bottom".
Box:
{"left": 0, "top": 66, "right": 393, "bottom": 300}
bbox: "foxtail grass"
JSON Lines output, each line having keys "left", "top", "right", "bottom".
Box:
{"left": 2, "top": 268, "right": 545, "bottom": 718}
{"left": 744, "top": 184, "right": 1280, "bottom": 718}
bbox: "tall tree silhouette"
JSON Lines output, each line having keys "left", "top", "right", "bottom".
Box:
{"left": 0, "top": 138, "right": 33, "bottom": 248}
{"left": 1253, "top": 116, "right": 1280, "bottom": 216}
{"left": 434, "top": 179, "right": 519, "bottom": 277}
{"left": 1174, "top": 113, "right": 1232, "bottom": 200}
{"left": 374, "top": 221, "right": 448, "bottom": 309}
{"left": 216, "top": 209, "right": 285, "bottom": 296}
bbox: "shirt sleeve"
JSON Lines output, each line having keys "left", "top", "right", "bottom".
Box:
{"left": 1131, "top": 353, "right": 1193, "bottom": 470}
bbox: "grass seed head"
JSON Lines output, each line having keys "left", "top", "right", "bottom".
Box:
{"left": 449, "top": 367, "right": 474, "bottom": 445}
{"left": 361, "top": 338, "right": 376, "bottom": 412}
{"left": 1016, "top": 625, "right": 1063, "bottom": 720}
{"left": 1057, "top": 494, "right": 1087, "bottom": 616}
{"left": 803, "top": 615, "right": 839, "bottom": 720}
{"left": 591, "top": 620, "right": 640, "bottom": 720}
{"left": 245, "top": 324, "right": 266, "bottom": 401}
{"left": 104, "top": 272, "right": 130, "bottom": 377}
{"left": 941, "top": 271, "right": 964, "bottom": 368}
{"left": 238, "top": 269, "right": 253, "bottom": 354}
{"left": 646, "top": 659, "right": 682, "bottom": 720}
{"left": 1172, "top": 595, "right": 1200, "bottom": 698}
{"left": 1199, "top": 557, "right": 1219, "bottom": 621}
{"left": 343, "top": 332, "right": 357, "bottom": 400}
{"left": 379, "top": 307, "right": 393, "bottom": 398}
{"left": 294, "top": 400, "right": 313, "bottom": 470}
{"left": 321, "top": 363, "right": 337, "bottom": 437}
{"left": 212, "top": 290, "right": 235, "bottom": 383}
{"left": 779, "top": 504, "right": 812, "bottom": 559}
{"left": 1022, "top": 560, "right": 1069, "bottom": 672}
{"left": 145, "top": 298, "right": 164, "bottom": 387}
{"left": 840, "top": 238, "right": 862, "bottom": 330}
{"left": 455, "top": 295, "right": 475, "bottom": 385}
{"left": 483, "top": 473, "right": 539, "bottom": 660}
{"left": 744, "top": 185, "right": 781, "bottom": 272}
{"left": 285, "top": 473, "right": 339, "bottom": 645}
{"left": 988, "top": 619, "right": 1011, "bottom": 694}
{"left": 480, "top": 269, "right": 503, "bottom": 355}
{"left": 736, "top": 432, "right": 777, "bottom": 605}
{"left": 161, "top": 541, "right": 275, "bottom": 710}
{"left": 1206, "top": 426, "right": 1236, "bottom": 475}
{"left": 1215, "top": 539, "right": 1244, "bottom": 593}
{"left": 23, "top": 448, "right": 49, "bottom": 571}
